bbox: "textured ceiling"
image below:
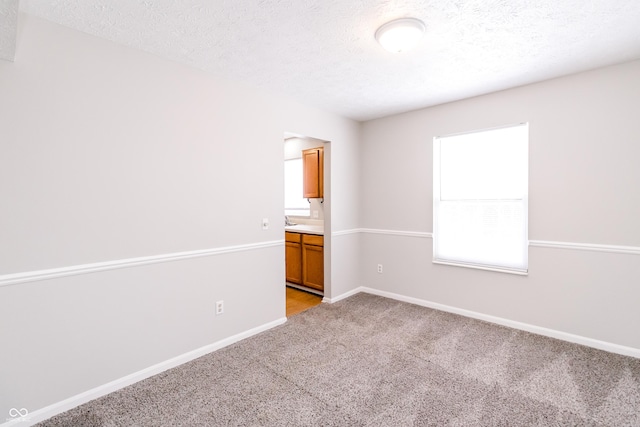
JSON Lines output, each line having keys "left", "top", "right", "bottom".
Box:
{"left": 0, "top": 0, "right": 18, "bottom": 61}
{"left": 19, "top": 0, "right": 640, "bottom": 121}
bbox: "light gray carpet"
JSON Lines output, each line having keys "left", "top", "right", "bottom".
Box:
{"left": 38, "top": 293, "right": 640, "bottom": 426}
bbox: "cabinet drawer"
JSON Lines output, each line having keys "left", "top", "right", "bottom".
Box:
{"left": 285, "top": 232, "right": 301, "bottom": 243}
{"left": 302, "top": 234, "right": 323, "bottom": 246}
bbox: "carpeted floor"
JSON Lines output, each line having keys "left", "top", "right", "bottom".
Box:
{"left": 38, "top": 293, "right": 640, "bottom": 426}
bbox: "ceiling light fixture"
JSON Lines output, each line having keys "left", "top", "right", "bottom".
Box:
{"left": 375, "top": 18, "right": 425, "bottom": 53}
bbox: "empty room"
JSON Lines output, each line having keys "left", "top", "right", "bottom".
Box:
{"left": 1, "top": 1, "right": 639, "bottom": 425}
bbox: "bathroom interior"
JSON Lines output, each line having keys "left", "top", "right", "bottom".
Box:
{"left": 283, "top": 135, "right": 327, "bottom": 315}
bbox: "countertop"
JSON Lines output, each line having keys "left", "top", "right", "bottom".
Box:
{"left": 285, "top": 224, "right": 324, "bottom": 235}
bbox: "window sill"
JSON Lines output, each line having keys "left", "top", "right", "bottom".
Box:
{"left": 432, "top": 259, "right": 528, "bottom": 276}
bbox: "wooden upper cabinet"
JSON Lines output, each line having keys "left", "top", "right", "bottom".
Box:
{"left": 302, "top": 147, "right": 323, "bottom": 199}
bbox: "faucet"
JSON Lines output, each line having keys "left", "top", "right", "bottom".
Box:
{"left": 285, "top": 216, "right": 295, "bottom": 226}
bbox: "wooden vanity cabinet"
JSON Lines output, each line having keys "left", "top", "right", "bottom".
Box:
{"left": 285, "top": 232, "right": 302, "bottom": 284}
{"left": 301, "top": 234, "right": 324, "bottom": 291}
{"left": 302, "top": 147, "right": 323, "bottom": 199}
{"left": 285, "top": 231, "right": 324, "bottom": 292}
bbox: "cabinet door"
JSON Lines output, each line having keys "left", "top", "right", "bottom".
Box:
{"left": 302, "top": 147, "right": 323, "bottom": 198}
{"left": 285, "top": 241, "right": 302, "bottom": 284}
{"left": 302, "top": 243, "right": 324, "bottom": 291}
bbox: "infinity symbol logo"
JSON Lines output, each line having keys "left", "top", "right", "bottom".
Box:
{"left": 9, "top": 408, "right": 28, "bottom": 418}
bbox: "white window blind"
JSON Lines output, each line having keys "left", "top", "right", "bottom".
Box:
{"left": 284, "top": 158, "right": 309, "bottom": 216}
{"left": 433, "top": 124, "right": 528, "bottom": 274}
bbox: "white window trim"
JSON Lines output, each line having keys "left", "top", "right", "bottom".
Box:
{"left": 433, "top": 123, "right": 529, "bottom": 275}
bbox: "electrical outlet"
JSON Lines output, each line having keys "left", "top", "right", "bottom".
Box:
{"left": 216, "top": 300, "right": 224, "bottom": 315}
{"left": 313, "top": 210, "right": 319, "bottom": 218}
{"left": 377, "top": 264, "right": 383, "bottom": 273}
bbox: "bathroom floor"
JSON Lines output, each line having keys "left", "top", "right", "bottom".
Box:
{"left": 286, "top": 286, "right": 323, "bottom": 317}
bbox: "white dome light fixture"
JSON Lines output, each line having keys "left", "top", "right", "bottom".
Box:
{"left": 375, "top": 18, "right": 425, "bottom": 53}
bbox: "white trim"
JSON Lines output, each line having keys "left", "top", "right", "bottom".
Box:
{"left": 432, "top": 259, "right": 528, "bottom": 275}
{"left": 331, "top": 228, "right": 361, "bottom": 237}
{"left": 529, "top": 240, "right": 640, "bottom": 255}
{"left": 360, "top": 228, "right": 432, "bottom": 238}
{"left": 4, "top": 232, "right": 634, "bottom": 289}
{"left": 3, "top": 317, "right": 287, "bottom": 427}
{"left": 323, "top": 286, "right": 364, "bottom": 304}
{"left": 0, "top": 240, "right": 284, "bottom": 288}
{"left": 359, "top": 287, "right": 640, "bottom": 359}
{"left": 6, "top": 287, "right": 640, "bottom": 426}
{"left": 354, "top": 227, "right": 639, "bottom": 256}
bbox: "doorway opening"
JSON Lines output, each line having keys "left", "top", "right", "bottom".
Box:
{"left": 284, "top": 133, "right": 329, "bottom": 316}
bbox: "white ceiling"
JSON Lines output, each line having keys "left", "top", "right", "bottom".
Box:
{"left": 19, "top": 0, "right": 640, "bottom": 121}
{"left": 0, "top": 0, "right": 18, "bottom": 61}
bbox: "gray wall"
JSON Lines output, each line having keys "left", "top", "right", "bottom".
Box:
{"left": 360, "top": 60, "right": 640, "bottom": 350}
{"left": 2, "top": 9, "right": 639, "bottom": 422}
{"left": 0, "top": 14, "right": 361, "bottom": 417}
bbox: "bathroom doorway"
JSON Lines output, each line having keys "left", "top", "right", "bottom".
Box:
{"left": 283, "top": 133, "right": 329, "bottom": 315}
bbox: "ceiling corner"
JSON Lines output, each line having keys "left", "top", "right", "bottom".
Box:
{"left": 0, "top": 0, "right": 19, "bottom": 62}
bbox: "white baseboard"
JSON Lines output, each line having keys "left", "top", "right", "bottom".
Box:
{"left": 4, "top": 317, "right": 287, "bottom": 427}
{"left": 323, "top": 286, "right": 363, "bottom": 304}
{"left": 358, "top": 287, "right": 640, "bottom": 359}
{"left": 7, "top": 286, "right": 639, "bottom": 427}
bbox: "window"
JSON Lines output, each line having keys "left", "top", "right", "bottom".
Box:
{"left": 433, "top": 123, "right": 528, "bottom": 274}
{"left": 284, "top": 158, "right": 309, "bottom": 217}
